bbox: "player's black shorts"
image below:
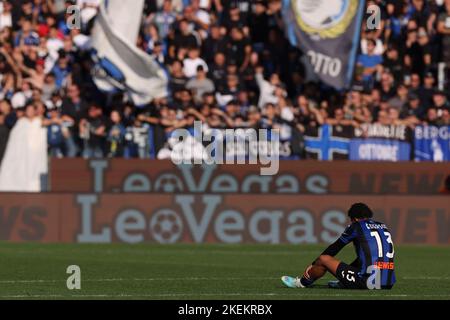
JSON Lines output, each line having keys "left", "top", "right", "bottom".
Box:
{"left": 336, "top": 263, "right": 368, "bottom": 289}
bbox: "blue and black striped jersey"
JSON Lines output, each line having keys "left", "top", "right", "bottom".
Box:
{"left": 340, "top": 219, "right": 396, "bottom": 288}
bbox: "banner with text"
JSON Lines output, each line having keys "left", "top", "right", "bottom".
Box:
{"left": 350, "top": 124, "right": 413, "bottom": 161}
{"left": 414, "top": 126, "right": 450, "bottom": 162}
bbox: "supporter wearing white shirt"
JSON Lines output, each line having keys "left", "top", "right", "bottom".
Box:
{"left": 46, "top": 27, "right": 64, "bottom": 57}
{"left": 255, "top": 67, "right": 285, "bottom": 109}
{"left": 156, "top": 0, "right": 184, "bottom": 13}
{"left": 0, "top": 1, "right": 12, "bottom": 31}
{"left": 199, "top": 0, "right": 211, "bottom": 10}
{"left": 361, "top": 37, "right": 384, "bottom": 56}
{"left": 77, "top": 0, "right": 101, "bottom": 7}
{"left": 183, "top": 47, "right": 208, "bottom": 78}
{"left": 191, "top": 0, "right": 211, "bottom": 27}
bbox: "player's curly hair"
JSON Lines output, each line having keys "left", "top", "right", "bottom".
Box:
{"left": 348, "top": 203, "right": 373, "bottom": 220}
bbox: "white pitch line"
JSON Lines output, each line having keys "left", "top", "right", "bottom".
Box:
{"left": 92, "top": 277, "right": 277, "bottom": 282}
{"left": 1, "top": 276, "right": 449, "bottom": 285}
{"left": 405, "top": 276, "right": 450, "bottom": 279}
{"left": 0, "top": 277, "right": 275, "bottom": 284}
{"left": 1, "top": 293, "right": 450, "bottom": 299}
{"left": 2, "top": 249, "right": 319, "bottom": 256}
{"left": 0, "top": 280, "right": 58, "bottom": 284}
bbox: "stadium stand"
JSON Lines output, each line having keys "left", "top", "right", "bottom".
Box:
{"left": 0, "top": 0, "right": 448, "bottom": 166}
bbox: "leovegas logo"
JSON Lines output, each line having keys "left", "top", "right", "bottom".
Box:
{"left": 74, "top": 194, "right": 450, "bottom": 245}
{"left": 0, "top": 195, "right": 60, "bottom": 242}
{"left": 50, "top": 159, "right": 449, "bottom": 194}
{"left": 0, "top": 206, "right": 47, "bottom": 241}
{"left": 75, "top": 194, "right": 348, "bottom": 244}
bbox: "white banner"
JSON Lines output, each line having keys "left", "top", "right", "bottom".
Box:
{"left": 0, "top": 118, "right": 48, "bottom": 192}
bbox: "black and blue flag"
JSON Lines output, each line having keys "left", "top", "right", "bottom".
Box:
{"left": 282, "top": 0, "right": 366, "bottom": 89}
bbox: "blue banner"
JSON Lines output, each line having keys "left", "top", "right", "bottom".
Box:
{"left": 350, "top": 139, "right": 411, "bottom": 161}
{"left": 414, "top": 126, "right": 450, "bottom": 162}
{"left": 282, "top": 0, "right": 366, "bottom": 89}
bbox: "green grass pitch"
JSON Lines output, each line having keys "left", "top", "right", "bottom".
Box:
{"left": 0, "top": 243, "right": 449, "bottom": 300}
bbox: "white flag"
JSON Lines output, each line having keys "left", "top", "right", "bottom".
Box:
{"left": 0, "top": 117, "right": 48, "bottom": 192}
{"left": 91, "top": 0, "right": 168, "bottom": 105}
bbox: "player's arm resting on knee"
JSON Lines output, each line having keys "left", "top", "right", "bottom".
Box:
{"left": 312, "top": 224, "right": 357, "bottom": 265}
{"left": 312, "top": 239, "right": 346, "bottom": 265}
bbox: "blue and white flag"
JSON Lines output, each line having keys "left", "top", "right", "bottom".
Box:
{"left": 282, "top": 0, "right": 366, "bottom": 89}
{"left": 305, "top": 125, "right": 352, "bottom": 160}
{"left": 414, "top": 126, "right": 450, "bottom": 162}
{"left": 91, "top": 0, "right": 168, "bottom": 106}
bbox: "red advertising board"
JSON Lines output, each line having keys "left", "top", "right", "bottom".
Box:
{"left": 1, "top": 193, "right": 448, "bottom": 245}
{"left": 49, "top": 159, "right": 449, "bottom": 194}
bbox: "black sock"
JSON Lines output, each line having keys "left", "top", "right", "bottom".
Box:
{"left": 300, "top": 276, "right": 315, "bottom": 287}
